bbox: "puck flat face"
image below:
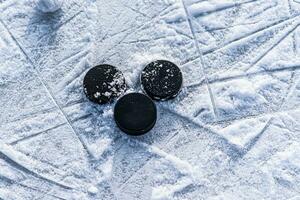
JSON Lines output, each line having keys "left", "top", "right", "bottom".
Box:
{"left": 83, "top": 65, "right": 126, "bottom": 104}
{"left": 141, "top": 60, "right": 183, "bottom": 100}
{"left": 114, "top": 93, "right": 157, "bottom": 136}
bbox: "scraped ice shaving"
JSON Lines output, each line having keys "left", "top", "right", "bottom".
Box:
{"left": 161, "top": 2, "right": 185, "bottom": 23}
{"left": 151, "top": 177, "right": 193, "bottom": 200}
{"left": 89, "top": 138, "right": 112, "bottom": 160}
{"left": 188, "top": 0, "right": 237, "bottom": 17}
{"left": 150, "top": 146, "right": 196, "bottom": 175}
{"left": 149, "top": 146, "right": 209, "bottom": 200}
{"left": 218, "top": 117, "right": 270, "bottom": 147}
{"left": 100, "top": 156, "right": 113, "bottom": 179}
{"left": 88, "top": 185, "right": 99, "bottom": 195}
{"left": 94, "top": 92, "right": 101, "bottom": 98}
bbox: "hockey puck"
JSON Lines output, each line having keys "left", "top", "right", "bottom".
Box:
{"left": 83, "top": 65, "right": 126, "bottom": 104}
{"left": 141, "top": 60, "right": 183, "bottom": 100}
{"left": 114, "top": 93, "right": 157, "bottom": 136}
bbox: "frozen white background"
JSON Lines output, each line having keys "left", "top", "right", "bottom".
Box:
{"left": 0, "top": 0, "right": 300, "bottom": 199}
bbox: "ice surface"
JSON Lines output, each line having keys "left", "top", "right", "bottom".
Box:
{"left": 34, "top": 0, "right": 63, "bottom": 13}
{"left": 0, "top": 0, "right": 299, "bottom": 199}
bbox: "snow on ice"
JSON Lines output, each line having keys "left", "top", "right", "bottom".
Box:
{"left": 0, "top": 0, "right": 299, "bottom": 199}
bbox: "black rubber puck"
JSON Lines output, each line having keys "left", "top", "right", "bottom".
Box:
{"left": 83, "top": 65, "right": 126, "bottom": 104}
{"left": 114, "top": 93, "right": 157, "bottom": 136}
{"left": 141, "top": 60, "right": 183, "bottom": 101}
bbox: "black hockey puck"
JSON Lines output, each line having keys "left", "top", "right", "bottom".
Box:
{"left": 83, "top": 65, "right": 126, "bottom": 104}
{"left": 141, "top": 60, "right": 183, "bottom": 100}
{"left": 114, "top": 93, "right": 157, "bottom": 136}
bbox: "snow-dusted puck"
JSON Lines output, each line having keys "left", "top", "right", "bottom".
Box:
{"left": 141, "top": 60, "right": 183, "bottom": 100}
{"left": 114, "top": 93, "right": 157, "bottom": 136}
{"left": 83, "top": 65, "right": 126, "bottom": 104}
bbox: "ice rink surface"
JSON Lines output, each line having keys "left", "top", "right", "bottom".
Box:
{"left": 0, "top": 0, "right": 300, "bottom": 199}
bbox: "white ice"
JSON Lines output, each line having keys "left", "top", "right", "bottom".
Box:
{"left": 0, "top": 0, "right": 299, "bottom": 199}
